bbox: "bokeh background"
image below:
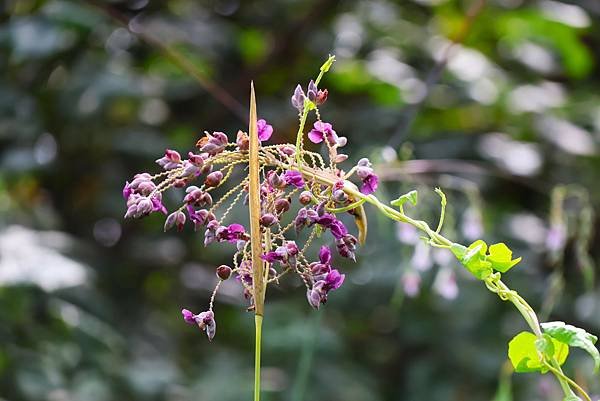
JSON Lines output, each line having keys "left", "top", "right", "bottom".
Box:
{"left": 1, "top": 0, "right": 600, "bottom": 400}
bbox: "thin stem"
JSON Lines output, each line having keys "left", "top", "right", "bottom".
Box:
{"left": 254, "top": 315, "right": 263, "bottom": 401}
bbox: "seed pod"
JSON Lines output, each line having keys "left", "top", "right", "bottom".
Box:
{"left": 216, "top": 265, "right": 232, "bottom": 280}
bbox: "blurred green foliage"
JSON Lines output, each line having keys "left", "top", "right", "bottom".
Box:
{"left": 1, "top": 0, "right": 599, "bottom": 400}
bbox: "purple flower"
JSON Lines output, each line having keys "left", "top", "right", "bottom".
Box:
{"left": 283, "top": 170, "right": 305, "bottom": 188}
{"left": 291, "top": 84, "right": 305, "bottom": 111}
{"left": 182, "top": 309, "right": 197, "bottom": 325}
{"left": 216, "top": 223, "right": 246, "bottom": 243}
{"left": 181, "top": 309, "right": 216, "bottom": 341}
{"left": 319, "top": 246, "right": 331, "bottom": 264}
{"left": 324, "top": 269, "right": 345, "bottom": 291}
{"left": 151, "top": 197, "right": 168, "bottom": 214}
{"left": 257, "top": 119, "right": 273, "bottom": 142}
{"left": 315, "top": 213, "right": 348, "bottom": 240}
{"left": 336, "top": 234, "right": 357, "bottom": 260}
{"left": 308, "top": 121, "right": 337, "bottom": 144}
{"left": 360, "top": 173, "right": 379, "bottom": 195}
{"left": 123, "top": 182, "right": 133, "bottom": 200}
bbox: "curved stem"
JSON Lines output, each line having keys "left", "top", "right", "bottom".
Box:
{"left": 254, "top": 315, "right": 263, "bottom": 401}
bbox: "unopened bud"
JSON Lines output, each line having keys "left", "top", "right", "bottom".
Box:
{"left": 205, "top": 171, "right": 223, "bottom": 187}
{"left": 260, "top": 213, "right": 278, "bottom": 227}
{"left": 334, "top": 154, "right": 348, "bottom": 163}
{"left": 216, "top": 265, "right": 232, "bottom": 280}
{"left": 299, "top": 191, "right": 312, "bottom": 205}
{"left": 236, "top": 130, "right": 249, "bottom": 151}
{"left": 275, "top": 198, "right": 290, "bottom": 214}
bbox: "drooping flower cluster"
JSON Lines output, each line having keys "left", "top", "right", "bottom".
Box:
{"left": 122, "top": 60, "right": 379, "bottom": 340}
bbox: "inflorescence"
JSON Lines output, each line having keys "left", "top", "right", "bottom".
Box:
{"left": 123, "top": 60, "right": 378, "bottom": 341}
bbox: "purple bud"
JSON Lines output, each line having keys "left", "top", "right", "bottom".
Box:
{"left": 274, "top": 198, "right": 290, "bottom": 214}
{"left": 299, "top": 191, "right": 312, "bottom": 205}
{"left": 307, "top": 288, "right": 321, "bottom": 309}
{"left": 307, "top": 80, "right": 317, "bottom": 102}
{"left": 334, "top": 154, "right": 348, "bottom": 163}
{"left": 216, "top": 265, "right": 232, "bottom": 280}
{"left": 205, "top": 171, "right": 223, "bottom": 187}
{"left": 291, "top": 84, "right": 305, "bottom": 111}
{"left": 164, "top": 210, "right": 186, "bottom": 231}
{"left": 319, "top": 246, "right": 332, "bottom": 264}
{"left": 236, "top": 130, "right": 249, "bottom": 150}
{"left": 332, "top": 189, "right": 347, "bottom": 203}
{"left": 260, "top": 213, "right": 278, "bottom": 227}
{"left": 267, "top": 171, "right": 286, "bottom": 189}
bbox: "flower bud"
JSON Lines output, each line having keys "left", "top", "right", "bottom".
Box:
{"left": 164, "top": 210, "right": 186, "bottom": 231}
{"left": 307, "top": 289, "right": 322, "bottom": 309}
{"left": 216, "top": 265, "right": 232, "bottom": 280}
{"left": 205, "top": 171, "right": 223, "bottom": 187}
{"left": 334, "top": 154, "right": 348, "bottom": 163}
{"left": 260, "top": 213, "right": 278, "bottom": 227}
{"left": 274, "top": 198, "right": 290, "bottom": 214}
{"left": 236, "top": 130, "right": 249, "bottom": 150}
{"left": 307, "top": 80, "right": 317, "bottom": 102}
{"left": 332, "top": 189, "right": 347, "bottom": 203}
{"left": 336, "top": 136, "right": 347, "bottom": 147}
{"left": 279, "top": 145, "right": 295, "bottom": 156}
{"left": 299, "top": 191, "right": 312, "bottom": 205}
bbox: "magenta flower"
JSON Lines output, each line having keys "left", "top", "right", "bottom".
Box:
{"left": 324, "top": 269, "right": 345, "bottom": 291}
{"left": 283, "top": 170, "right": 305, "bottom": 188}
{"left": 217, "top": 223, "right": 246, "bottom": 243}
{"left": 360, "top": 173, "right": 379, "bottom": 195}
{"left": 319, "top": 245, "right": 331, "bottom": 264}
{"left": 181, "top": 309, "right": 216, "bottom": 341}
{"left": 308, "top": 121, "right": 337, "bottom": 144}
{"left": 257, "top": 119, "right": 273, "bottom": 142}
{"left": 151, "top": 197, "right": 168, "bottom": 214}
{"left": 123, "top": 182, "right": 132, "bottom": 199}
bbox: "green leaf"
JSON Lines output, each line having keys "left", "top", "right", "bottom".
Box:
{"left": 508, "top": 331, "right": 569, "bottom": 373}
{"left": 541, "top": 321, "right": 600, "bottom": 373}
{"left": 461, "top": 240, "right": 493, "bottom": 280}
{"left": 563, "top": 396, "right": 583, "bottom": 401}
{"left": 488, "top": 243, "right": 522, "bottom": 273}
{"left": 391, "top": 190, "right": 418, "bottom": 210}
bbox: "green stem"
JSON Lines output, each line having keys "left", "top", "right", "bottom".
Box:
{"left": 269, "top": 156, "right": 591, "bottom": 400}
{"left": 254, "top": 314, "right": 263, "bottom": 401}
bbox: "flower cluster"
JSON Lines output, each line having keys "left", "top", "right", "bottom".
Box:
{"left": 122, "top": 60, "right": 379, "bottom": 340}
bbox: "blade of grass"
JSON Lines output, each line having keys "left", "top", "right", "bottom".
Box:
{"left": 248, "top": 82, "right": 265, "bottom": 401}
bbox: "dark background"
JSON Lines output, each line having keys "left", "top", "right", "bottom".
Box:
{"left": 1, "top": 0, "right": 599, "bottom": 400}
